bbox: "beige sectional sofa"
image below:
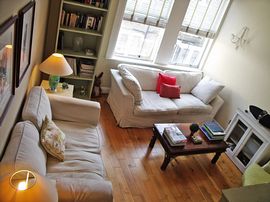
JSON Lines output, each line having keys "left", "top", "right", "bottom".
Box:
{"left": 1, "top": 87, "right": 112, "bottom": 202}
{"left": 107, "top": 64, "right": 224, "bottom": 128}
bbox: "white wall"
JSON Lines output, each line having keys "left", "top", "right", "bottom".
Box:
{"left": 0, "top": 0, "right": 49, "bottom": 156}
{"left": 203, "top": 0, "right": 270, "bottom": 127}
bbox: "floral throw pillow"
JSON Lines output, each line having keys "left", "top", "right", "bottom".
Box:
{"left": 41, "top": 116, "right": 65, "bottom": 161}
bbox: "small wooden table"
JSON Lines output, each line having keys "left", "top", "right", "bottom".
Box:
{"left": 148, "top": 123, "right": 228, "bottom": 170}
{"left": 41, "top": 80, "right": 74, "bottom": 97}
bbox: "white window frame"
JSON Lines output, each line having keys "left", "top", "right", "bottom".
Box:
{"left": 107, "top": 0, "right": 229, "bottom": 70}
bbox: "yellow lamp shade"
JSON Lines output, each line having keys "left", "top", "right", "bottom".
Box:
{"left": 0, "top": 170, "right": 58, "bottom": 202}
{"left": 39, "top": 53, "right": 73, "bottom": 76}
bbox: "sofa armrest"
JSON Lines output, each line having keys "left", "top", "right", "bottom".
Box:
{"left": 209, "top": 95, "right": 224, "bottom": 118}
{"left": 110, "top": 69, "right": 135, "bottom": 98}
{"left": 48, "top": 94, "right": 100, "bottom": 126}
{"left": 243, "top": 163, "right": 270, "bottom": 186}
{"left": 56, "top": 178, "right": 113, "bottom": 202}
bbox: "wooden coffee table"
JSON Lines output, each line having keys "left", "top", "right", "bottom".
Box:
{"left": 148, "top": 123, "right": 228, "bottom": 170}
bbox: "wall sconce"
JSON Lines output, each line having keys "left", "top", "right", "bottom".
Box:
{"left": 231, "top": 26, "right": 249, "bottom": 49}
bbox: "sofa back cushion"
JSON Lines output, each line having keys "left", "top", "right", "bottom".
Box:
{"left": 22, "top": 86, "right": 52, "bottom": 131}
{"left": 191, "top": 76, "right": 224, "bottom": 104}
{"left": 164, "top": 70, "right": 202, "bottom": 93}
{"left": 118, "top": 66, "right": 143, "bottom": 105}
{"left": 1, "top": 121, "right": 47, "bottom": 175}
{"left": 118, "top": 64, "right": 162, "bottom": 91}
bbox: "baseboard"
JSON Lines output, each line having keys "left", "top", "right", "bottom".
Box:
{"left": 101, "top": 86, "right": 110, "bottom": 94}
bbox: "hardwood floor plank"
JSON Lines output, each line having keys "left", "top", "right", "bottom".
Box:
{"left": 96, "top": 96, "right": 242, "bottom": 202}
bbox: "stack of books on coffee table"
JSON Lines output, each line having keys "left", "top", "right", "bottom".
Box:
{"left": 200, "top": 120, "right": 225, "bottom": 141}
{"left": 163, "top": 126, "right": 187, "bottom": 146}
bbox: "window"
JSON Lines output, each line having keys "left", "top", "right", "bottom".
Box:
{"left": 108, "top": 0, "right": 230, "bottom": 69}
{"left": 171, "top": 0, "right": 230, "bottom": 67}
{"left": 113, "top": 0, "right": 174, "bottom": 61}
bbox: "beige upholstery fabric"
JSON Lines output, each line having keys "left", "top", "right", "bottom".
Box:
{"left": 56, "top": 178, "right": 112, "bottom": 202}
{"left": 191, "top": 76, "right": 224, "bottom": 104}
{"left": 41, "top": 116, "right": 66, "bottom": 161}
{"left": 1, "top": 121, "right": 47, "bottom": 175}
{"left": 119, "top": 64, "right": 162, "bottom": 90}
{"left": 48, "top": 94, "right": 100, "bottom": 126}
{"left": 164, "top": 70, "right": 202, "bottom": 93}
{"left": 107, "top": 69, "right": 224, "bottom": 128}
{"left": 54, "top": 120, "right": 101, "bottom": 154}
{"left": 22, "top": 86, "right": 52, "bottom": 130}
{"left": 47, "top": 150, "right": 104, "bottom": 178}
{"left": 172, "top": 94, "right": 212, "bottom": 114}
{"left": 46, "top": 120, "right": 104, "bottom": 178}
{"left": 134, "top": 91, "right": 178, "bottom": 116}
{"left": 118, "top": 66, "right": 143, "bottom": 105}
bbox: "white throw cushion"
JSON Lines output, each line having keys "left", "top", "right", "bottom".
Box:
{"left": 22, "top": 86, "right": 52, "bottom": 131}
{"left": 41, "top": 116, "right": 66, "bottom": 161}
{"left": 118, "top": 64, "right": 162, "bottom": 90}
{"left": 118, "top": 66, "right": 143, "bottom": 105}
{"left": 164, "top": 70, "right": 202, "bottom": 93}
{"left": 191, "top": 76, "right": 224, "bottom": 104}
{"left": 1, "top": 121, "right": 47, "bottom": 175}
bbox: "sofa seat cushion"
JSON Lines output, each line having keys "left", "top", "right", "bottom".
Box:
{"left": 164, "top": 70, "right": 202, "bottom": 93}
{"left": 53, "top": 120, "right": 101, "bottom": 154}
{"left": 134, "top": 91, "right": 178, "bottom": 116}
{"left": 172, "top": 94, "right": 212, "bottom": 114}
{"left": 119, "top": 64, "right": 162, "bottom": 91}
{"left": 46, "top": 150, "right": 104, "bottom": 178}
{"left": 22, "top": 86, "right": 52, "bottom": 130}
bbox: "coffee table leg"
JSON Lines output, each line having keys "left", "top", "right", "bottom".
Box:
{"left": 161, "top": 153, "right": 171, "bottom": 171}
{"left": 211, "top": 152, "right": 222, "bottom": 164}
{"left": 148, "top": 134, "right": 157, "bottom": 149}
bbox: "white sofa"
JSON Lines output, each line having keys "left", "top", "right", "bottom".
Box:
{"left": 107, "top": 64, "right": 224, "bottom": 128}
{"left": 1, "top": 87, "right": 113, "bottom": 202}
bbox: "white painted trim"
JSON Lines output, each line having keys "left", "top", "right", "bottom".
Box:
{"left": 106, "top": 0, "right": 126, "bottom": 59}
{"left": 155, "top": 0, "right": 190, "bottom": 65}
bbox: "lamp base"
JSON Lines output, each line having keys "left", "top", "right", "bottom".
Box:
{"left": 49, "top": 75, "right": 60, "bottom": 92}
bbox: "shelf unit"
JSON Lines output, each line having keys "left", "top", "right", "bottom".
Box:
{"left": 54, "top": 0, "right": 109, "bottom": 99}
{"left": 224, "top": 109, "right": 270, "bottom": 172}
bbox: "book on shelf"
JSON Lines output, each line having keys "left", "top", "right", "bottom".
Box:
{"left": 60, "top": 10, "right": 104, "bottom": 31}
{"left": 65, "top": 57, "right": 77, "bottom": 76}
{"left": 163, "top": 126, "right": 187, "bottom": 146}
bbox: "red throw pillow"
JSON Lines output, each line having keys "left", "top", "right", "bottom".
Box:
{"left": 160, "top": 83, "right": 180, "bottom": 99}
{"left": 156, "top": 73, "right": 176, "bottom": 93}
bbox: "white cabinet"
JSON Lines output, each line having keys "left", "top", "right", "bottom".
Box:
{"left": 225, "top": 109, "right": 270, "bottom": 172}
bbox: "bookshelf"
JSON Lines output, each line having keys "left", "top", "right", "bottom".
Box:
{"left": 52, "top": 0, "right": 109, "bottom": 100}
{"left": 224, "top": 109, "right": 270, "bottom": 172}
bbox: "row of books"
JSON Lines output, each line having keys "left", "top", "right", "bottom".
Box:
{"left": 65, "top": 57, "right": 95, "bottom": 78}
{"left": 73, "top": 0, "right": 109, "bottom": 9}
{"left": 200, "top": 120, "right": 225, "bottom": 141}
{"left": 60, "top": 10, "right": 103, "bottom": 31}
{"left": 163, "top": 126, "right": 187, "bottom": 147}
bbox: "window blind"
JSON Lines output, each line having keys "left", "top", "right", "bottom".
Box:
{"left": 181, "top": 0, "right": 230, "bottom": 38}
{"left": 123, "top": 0, "right": 174, "bottom": 28}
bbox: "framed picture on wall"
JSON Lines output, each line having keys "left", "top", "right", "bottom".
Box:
{"left": 0, "top": 16, "right": 17, "bottom": 125}
{"left": 15, "top": 0, "right": 35, "bottom": 87}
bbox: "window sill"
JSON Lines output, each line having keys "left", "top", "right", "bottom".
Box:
{"left": 108, "top": 56, "right": 202, "bottom": 72}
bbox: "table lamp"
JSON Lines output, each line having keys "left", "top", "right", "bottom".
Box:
{"left": 0, "top": 170, "right": 58, "bottom": 202}
{"left": 39, "top": 53, "right": 73, "bottom": 92}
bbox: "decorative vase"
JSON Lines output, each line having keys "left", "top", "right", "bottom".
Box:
{"left": 189, "top": 123, "right": 199, "bottom": 138}
{"left": 73, "top": 36, "right": 83, "bottom": 52}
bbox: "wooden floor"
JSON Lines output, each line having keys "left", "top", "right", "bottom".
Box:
{"left": 96, "top": 96, "right": 242, "bottom": 202}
